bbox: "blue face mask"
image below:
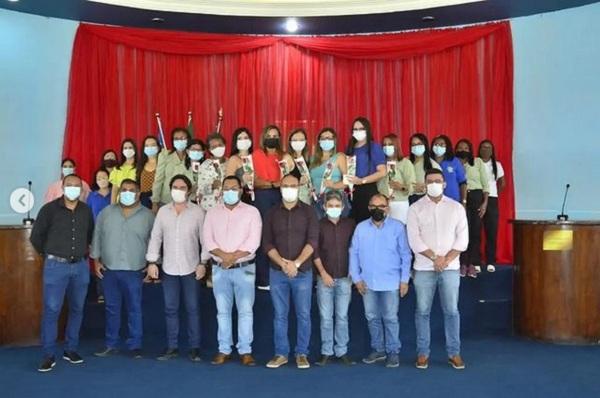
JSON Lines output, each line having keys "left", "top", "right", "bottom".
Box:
{"left": 174, "top": 139, "right": 188, "bottom": 152}
{"left": 223, "top": 189, "right": 240, "bottom": 205}
{"left": 62, "top": 167, "right": 75, "bottom": 177}
{"left": 144, "top": 146, "right": 159, "bottom": 157}
{"left": 63, "top": 186, "right": 81, "bottom": 201}
{"left": 319, "top": 139, "right": 335, "bottom": 152}
{"left": 119, "top": 191, "right": 136, "bottom": 207}
{"left": 188, "top": 150, "right": 204, "bottom": 161}
{"left": 432, "top": 145, "right": 447, "bottom": 157}
{"left": 411, "top": 145, "right": 426, "bottom": 157}
{"left": 326, "top": 207, "right": 342, "bottom": 219}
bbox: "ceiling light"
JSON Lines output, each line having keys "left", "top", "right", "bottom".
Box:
{"left": 8, "top": 0, "right": 20, "bottom": 3}
{"left": 422, "top": 16, "right": 436, "bottom": 22}
{"left": 151, "top": 17, "right": 165, "bottom": 23}
{"left": 285, "top": 18, "right": 299, "bottom": 33}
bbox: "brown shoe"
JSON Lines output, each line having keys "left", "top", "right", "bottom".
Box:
{"left": 266, "top": 355, "right": 288, "bottom": 369}
{"left": 448, "top": 355, "right": 465, "bottom": 369}
{"left": 296, "top": 355, "right": 310, "bottom": 369}
{"left": 240, "top": 354, "right": 256, "bottom": 367}
{"left": 315, "top": 355, "right": 331, "bottom": 367}
{"left": 337, "top": 355, "right": 356, "bottom": 366}
{"left": 211, "top": 352, "right": 230, "bottom": 365}
{"left": 416, "top": 355, "right": 429, "bottom": 369}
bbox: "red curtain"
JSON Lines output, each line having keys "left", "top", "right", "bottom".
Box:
{"left": 64, "top": 21, "right": 514, "bottom": 263}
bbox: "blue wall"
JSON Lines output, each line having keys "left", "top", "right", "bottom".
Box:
{"left": 0, "top": 4, "right": 598, "bottom": 223}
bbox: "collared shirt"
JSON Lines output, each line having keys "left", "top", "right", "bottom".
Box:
{"left": 412, "top": 158, "right": 441, "bottom": 194}
{"left": 30, "top": 198, "right": 94, "bottom": 259}
{"left": 439, "top": 157, "right": 467, "bottom": 202}
{"left": 44, "top": 179, "right": 91, "bottom": 203}
{"left": 90, "top": 204, "right": 155, "bottom": 271}
{"left": 349, "top": 217, "right": 412, "bottom": 290}
{"left": 482, "top": 159, "right": 505, "bottom": 197}
{"left": 377, "top": 157, "right": 416, "bottom": 201}
{"left": 197, "top": 159, "right": 227, "bottom": 211}
{"left": 203, "top": 202, "right": 262, "bottom": 264}
{"left": 262, "top": 201, "right": 319, "bottom": 272}
{"left": 151, "top": 151, "right": 196, "bottom": 204}
{"left": 465, "top": 157, "right": 490, "bottom": 193}
{"left": 146, "top": 201, "right": 205, "bottom": 276}
{"left": 406, "top": 195, "right": 469, "bottom": 271}
{"left": 86, "top": 190, "right": 111, "bottom": 221}
{"left": 314, "top": 217, "right": 356, "bottom": 279}
{"left": 353, "top": 143, "right": 386, "bottom": 178}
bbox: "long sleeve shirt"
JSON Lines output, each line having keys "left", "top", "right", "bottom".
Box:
{"left": 465, "top": 157, "right": 490, "bottom": 193}
{"left": 146, "top": 202, "right": 205, "bottom": 276}
{"left": 406, "top": 195, "right": 469, "bottom": 271}
{"left": 202, "top": 202, "right": 262, "bottom": 263}
{"left": 151, "top": 151, "right": 195, "bottom": 205}
{"left": 349, "top": 217, "right": 412, "bottom": 290}
{"left": 90, "top": 204, "right": 155, "bottom": 271}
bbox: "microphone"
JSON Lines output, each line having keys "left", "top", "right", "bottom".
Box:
{"left": 557, "top": 183, "right": 570, "bottom": 221}
{"left": 23, "top": 180, "right": 35, "bottom": 226}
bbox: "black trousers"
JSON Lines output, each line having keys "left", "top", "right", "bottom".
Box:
{"left": 482, "top": 196, "right": 499, "bottom": 265}
{"left": 460, "top": 189, "right": 483, "bottom": 266}
{"left": 350, "top": 183, "right": 379, "bottom": 223}
{"left": 409, "top": 194, "right": 425, "bottom": 205}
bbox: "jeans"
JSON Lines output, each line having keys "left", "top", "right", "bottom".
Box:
{"left": 362, "top": 289, "right": 401, "bottom": 354}
{"left": 41, "top": 258, "right": 90, "bottom": 357}
{"left": 414, "top": 270, "right": 461, "bottom": 357}
{"left": 254, "top": 188, "right": 281, "bottom": 287}
{"left": 212, "top": 263, "right": 256, "bottom": 355}
{"left": 316, "top": 276, "right": 352, "bottom": 357}
{"left": 162, "top": 272, "right": 201, "bottom": 349}
{"left": 103, "top": 269, "right": 144, "bottom": 350}
{"left": 270, "top": 268, "right": 313, "bottom": 357}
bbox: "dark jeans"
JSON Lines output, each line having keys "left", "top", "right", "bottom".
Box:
{"left": 461, "top": 189, "right": 483, "bottom": 266}
{"left": 483, "top": 197, "right": 499, "bottom": 265}
{"left": 409, "top": 194, "right": 425, "bottom": 205}
{"left": 350, "top": 182, "right": 378, "bottom": 223}
{"left": 162, "top": 273, "right": 201, "bottom": 349}
{"left": 140, "top": 191, "right": 152, "bottom": 209}
{"left": 41, "top": 258, "right": 90, "bottom": 357}
{"left": 103, "top": 269, "right": 144, "bottom": 350}
{"left": 254, "top": 188, "right": 281, "bottom": 287}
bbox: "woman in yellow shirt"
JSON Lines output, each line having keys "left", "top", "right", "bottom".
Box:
{"left": 109, "top": 138, "right": 137, "bottom": 203}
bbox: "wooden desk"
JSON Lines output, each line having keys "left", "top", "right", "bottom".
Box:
{"left": 512, "top": 220, "right": 600, "bottom": 344}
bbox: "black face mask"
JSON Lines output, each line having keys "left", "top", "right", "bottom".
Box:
{"left": 370, "top": 208, "right": 385, "bottom": 222}
{"left": 455, "top": 150, "right": 471, "bottom": 160}
{"left": 264, "top": 138, "right": 279, "bottom": 149}
{"left": 103, "top": 159, "right": 118, "bottom": 168}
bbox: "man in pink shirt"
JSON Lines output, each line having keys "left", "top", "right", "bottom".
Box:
{"left": 203, "top": 176, "right": 262, "bottom": 367}
{"left": 407, "top": 168, "right": 468, "bottom": 371}
{"left": 45, "top": 158, "right": 90, "bottom": 203}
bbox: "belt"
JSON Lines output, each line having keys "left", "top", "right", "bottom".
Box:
{"left": 46, "top": 254, "right": 86, "bottom": 264}
{"left": 215, "top": 260, "right": 254, "bottom": 269}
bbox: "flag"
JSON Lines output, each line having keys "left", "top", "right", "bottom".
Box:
{"left": 187, "top": 111, "right": 194, "bottom": 138}
{"left": 155, "top": 113, "right": 167, "bottom": 150}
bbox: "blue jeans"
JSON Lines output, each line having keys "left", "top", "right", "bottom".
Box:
{"left": 212, "top": 263, "right": 256, "bottom": 355}
{"left": 270, "top": 268, "right": 313, "bottom": 357}
{"left": 253, "top": 188, "right": 281, "bottom": 287}
{"left": 103, "top": 269, "right": 144, "bottom": 350}
{"left": 41, "top": 258, "right": 90, "bottom": 357}
{"left": 162, "top": 272, "right": 201, "bottom": 349}
{"left": 414, "top": 270, "right": 461, "bottom": 357}
{"left": 316, "top": 276, "right": 352, "bottom": 356}
{"left": 362, "top": 289, "right": 401, "bottom": 354}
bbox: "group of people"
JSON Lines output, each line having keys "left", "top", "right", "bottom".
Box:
{"left": 32, "top": 116, "right": 506, "bottom": 373}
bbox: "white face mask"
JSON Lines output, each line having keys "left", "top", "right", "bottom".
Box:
{"left": 281, "top": 187, "right": 299, "bottom": 203}
{"left": 210, "top": 146, "right": 226, "bottom": 158}
{"left": 427, "top": 182, "right": 444, "bottom": 198}
{"left": 291, "top": 140, "right": 306, "bottom": 152}
{"left": 383, "top": 145, "right": 395, "bottom": 157}
{"left": 236, "top": 138, "right": 252, "bottom": 151}
{"left": 171, "top": 189, "right": 187, "bottom": 204}
{"left": 411, "top": 144, "right": 426, "bottom": 157}
{"left": 353, "top": 129, "right": 367, "bottom": 142}
{"left": 123, "top": 148, "right": 135, "bottom": 159}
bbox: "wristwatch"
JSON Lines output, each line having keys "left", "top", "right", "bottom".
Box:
{"left": 462, "top": 199, "right": 467, "bottom": 204}
{"left": 361, "top": 179, "right": 367, "bottom": 185}
{"left": 295, "top": 261, "right": 302, "bottom": 269}
{"left": 430, "top": 254, "right": 438, "bottom": 261}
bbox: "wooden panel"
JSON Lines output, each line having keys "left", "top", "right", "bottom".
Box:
{"left": 513, "top": 222, "right": 600, "bottom": 344}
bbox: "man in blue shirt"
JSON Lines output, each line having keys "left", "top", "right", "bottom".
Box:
{"left": 349, "top": 193, "right": 412, "bottom": 368}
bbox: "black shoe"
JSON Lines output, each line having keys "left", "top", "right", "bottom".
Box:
{"left": 157, "top": 348, "right": 178, "bottom": 361}
{"left": 63, "top": 351, "right": 84, "bottom": 364}
{"left": 315, "top": 355, "right": 331, "bottom": 367}
{"left": 189, "top": 348, "right": 202, "bottom": 362}
{"left": 337, "top": 355, "right": 356, "bottom": 366}
{"left": 131, "top": 349, "right": 143, "bottom": 359}
{"left": 94, "top": 347, "right": 119, "bottom": 357}
{"left": 38, "top": 356, "right": 56, "bottom": 372}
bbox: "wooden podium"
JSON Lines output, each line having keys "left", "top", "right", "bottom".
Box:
{"left": 512, "top": 220, "right": 600, "bottom": 344}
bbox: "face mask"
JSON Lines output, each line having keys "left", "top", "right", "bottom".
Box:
{"left": 264, "top": 138, "right": 279, "bottom": 149}
{"left": 144, "top": 146, "right": 159, "bottom": 157}
{"left": 62, "top": 167, "right": 75, "bottom": 177}
{"left": 174, "top": 139, "right": 188, "bottom": 152}
{"left": 237, "top": 138, "right": 252, "bottom": 151}
{"left": 171, "top": 189, "right": 187, "bottom": 204}
{"left": 103, "top": 159, "right": 117, "bottom": 169}
{"left": 188, "top": 150, "right": 204, "bottom": 161}
{"left": 281, "top": 187, "right": 299, "bottom": 203}
{"left": 96, "top": 179, "right": 109, "bottom": 189}
{"left": 210, "top": 146, "right": 226, "bottom": 158}
{"left": 432, "top": 145, "right": 446, "bottom": 157}
{"left": 427, "top": 182, "right": 444, "bottom": 197}
{"left": 326, "top": 207, "right": 342, "bottom": 219}
{"left": 455, "top": 150, "right": 470, "bottom": 160}
{"left": 123, "top": 148, "right": 135, "bottom": 159}
{"left": 353, "top": 129, "right": 367, "bottom": 142}
{"left": 411, "top": 144, "right": 425, "bottom": 157}
{"left": 119, "top": 191, "right": 136, "bottom": 207}
{"left": 64, "top": 186, "right": 81, "bottom": 201}
{"left": 383, "top": 145, "right": 395, "bottom": 157}
{"left": 370, "top": 208, "right": 385, "bottom": 222}
{"left": 291, "top": 140, "right": 306, "bottom": 152}
{"left": 319, "top": 139, "right": 335, "bottom": 152}
{"left": 223, "top": 189, "right": 240, "bottom": 205}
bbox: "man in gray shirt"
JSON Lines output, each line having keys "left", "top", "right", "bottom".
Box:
{"left": 91, "top": 179, "right": 155, "bottom": 358}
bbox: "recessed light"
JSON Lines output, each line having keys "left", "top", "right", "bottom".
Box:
{"left": 422, "top": 16, "right": 436, "bottom": 22}
{"left": 285, "top": 18, "right": 299, "bottom": 33}
{"left": 151, "top": 17, "right": 165, "bottom": 23}
{"left": 8, "top": 0, "right": 20, "bottom": 3}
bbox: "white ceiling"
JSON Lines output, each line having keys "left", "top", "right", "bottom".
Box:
{"left": 89, "top": 0, "right": 484, "bottom": 17}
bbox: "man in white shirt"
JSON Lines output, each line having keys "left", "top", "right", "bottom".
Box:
{"left": 407, "top": 168, "right": 468, "bottom": 371}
